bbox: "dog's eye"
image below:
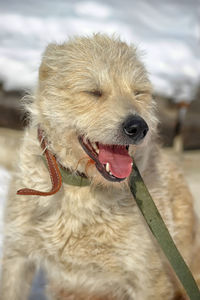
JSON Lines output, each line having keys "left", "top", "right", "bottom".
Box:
{"left": 88, "top": 90, "right": 102, "bottom": 98}
{"left": 134, "top": 90, "right": 142, "bottom": 96}
{"left": 134, "top": 90, "right": 147, "bottom": 96}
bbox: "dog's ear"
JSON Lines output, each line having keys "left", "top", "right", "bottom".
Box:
{"left": 39, "top": 43, "right": 64, "bottom": 81}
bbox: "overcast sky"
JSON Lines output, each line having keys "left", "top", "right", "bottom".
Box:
{"left": 0, "top": 0, "right": 200, "bottom": 101}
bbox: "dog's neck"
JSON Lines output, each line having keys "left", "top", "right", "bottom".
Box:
{"left": 17, "top": 127, "right": 91, "bottom": 196}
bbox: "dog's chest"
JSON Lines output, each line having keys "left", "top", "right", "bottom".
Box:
{"left": 39, "top": 186, "right": 155, "bottom": 272}
{"left": 35, "top": 186, "right": 171, "bottom": 299}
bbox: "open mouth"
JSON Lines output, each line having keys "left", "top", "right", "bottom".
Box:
{"left": 78, "top": 136, "right": 133, "bottom": 182}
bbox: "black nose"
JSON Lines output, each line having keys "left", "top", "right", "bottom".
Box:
{"left": 122, "top": 115, "right": 149, "bottom": 143}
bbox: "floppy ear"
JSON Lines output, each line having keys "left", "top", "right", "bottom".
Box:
{"left": 39, "top": 43, "right": 62, "bottom": 81}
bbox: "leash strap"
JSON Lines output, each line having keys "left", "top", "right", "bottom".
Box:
{"left": 129, "top": 161, "right": 200, "bottom": 300}
{"left": 17, "top": 128, "right": 62, "bottom": 196}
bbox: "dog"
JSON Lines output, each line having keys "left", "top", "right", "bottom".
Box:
{"left": 0, "top": 34, "right": 199, "bottom": 300}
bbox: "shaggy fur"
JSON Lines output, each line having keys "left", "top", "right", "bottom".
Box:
{"left": 0, "top": 34, "right": 199, "bottom": 300}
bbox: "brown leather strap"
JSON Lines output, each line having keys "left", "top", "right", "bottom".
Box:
{"left": 17, "top": 128, "right": 62, "bottom": 196}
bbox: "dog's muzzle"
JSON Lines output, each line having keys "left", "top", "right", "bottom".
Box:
{"left": 122, "top": 114, "right": 149, "bottom": 144}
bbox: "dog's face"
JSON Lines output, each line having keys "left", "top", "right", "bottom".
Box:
{"left": 36, "top": 35, "right": 157, "bottom": 184}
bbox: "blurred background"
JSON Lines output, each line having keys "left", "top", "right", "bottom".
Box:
{"left": 0, "top": 0, "right": 199, "bottom": 299}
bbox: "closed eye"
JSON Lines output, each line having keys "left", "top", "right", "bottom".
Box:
{"left": 86, "top": 90, "right": 103, "bottom": 98}
{"left": 134, "top": 90, "right": 147, "bottom": 96}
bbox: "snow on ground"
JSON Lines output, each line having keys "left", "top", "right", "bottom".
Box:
{"left": 0, "top": 0, "right": 200, "bottom": 101}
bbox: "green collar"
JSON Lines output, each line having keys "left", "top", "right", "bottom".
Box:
{"left": 41, "top": 156, "right": 90, "bottom": 187}
{"left": 58, "top": 164, "right": 90, "bottom": 187}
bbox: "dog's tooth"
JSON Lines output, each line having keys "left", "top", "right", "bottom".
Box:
{"left": 106, "top": 163, "right": 110, "bottom": 172}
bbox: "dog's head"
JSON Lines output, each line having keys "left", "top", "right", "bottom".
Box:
{"left": 35, "top": 34, "right": 157, "bottom": 185}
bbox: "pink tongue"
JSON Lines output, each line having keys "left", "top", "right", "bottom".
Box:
{"left": 98, "top": 144, "right": 132, "bottom": 179}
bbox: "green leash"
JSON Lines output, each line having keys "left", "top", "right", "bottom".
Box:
{"left": 129, "top": 161, "right": 200, "bottom": 300}
{"left": 42, "top": 155, "right": 200, "bottom": 298}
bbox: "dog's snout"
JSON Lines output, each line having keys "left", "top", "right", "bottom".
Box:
{"left": 122, "top": 115, "right": 149, "bottom": 143}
